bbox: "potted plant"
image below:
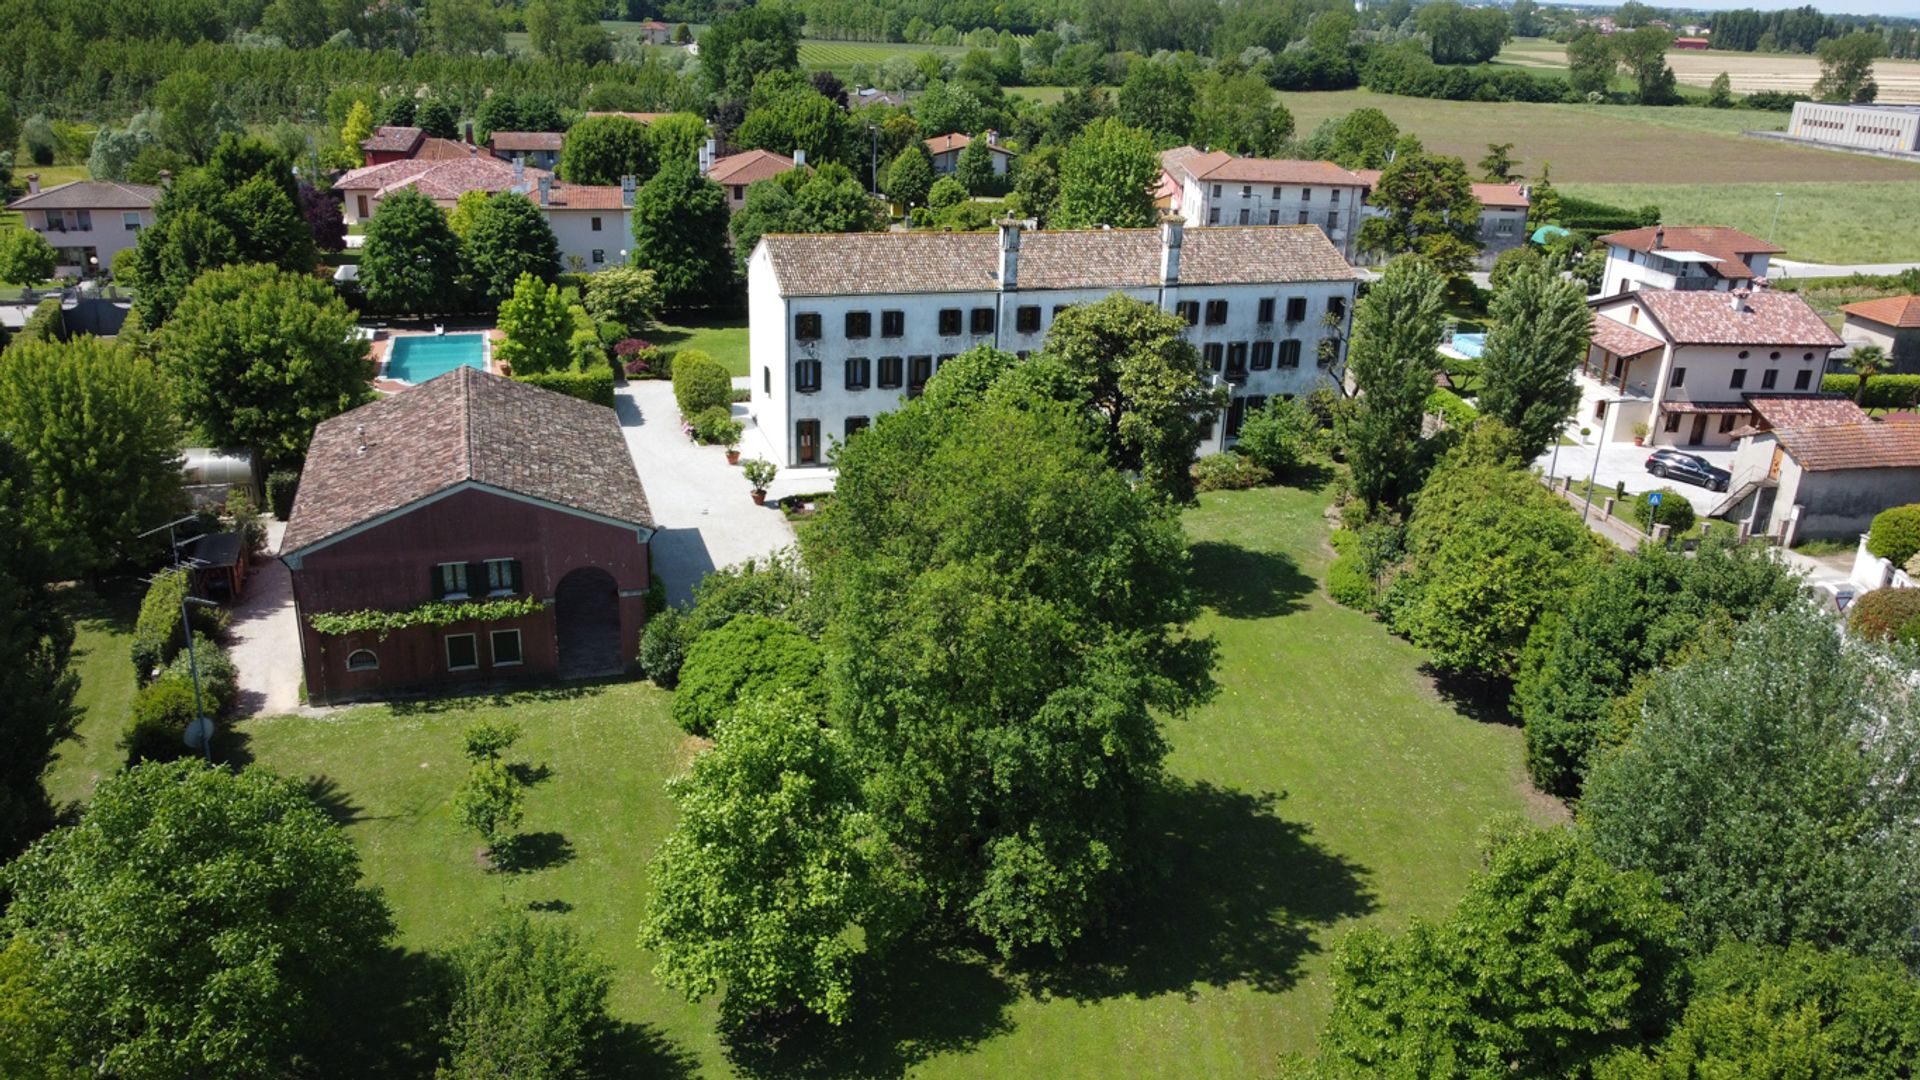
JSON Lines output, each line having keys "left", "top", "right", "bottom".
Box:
{"left": 1632, "top": 421, "right": 1649, "bottom": 447}
{"left": 723, "top": 424, "right": 743, "bottom": 465}
{"left": 742, "top": 457, "right": 778, "bottom": 505}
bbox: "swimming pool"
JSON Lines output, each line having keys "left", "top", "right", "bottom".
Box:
{"left": 1451, "top": 332, "right": 1487, "bottom": 360}
{"left": 385, "top": 333, "right": 489, "bottom": 384}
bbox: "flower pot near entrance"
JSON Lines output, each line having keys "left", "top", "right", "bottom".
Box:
{"left": 741, "top": 457, "right": 778, "bottom": 506}
{"left": 726, "top": 449, "right": 741, "bottom": 465}
{"left": 1632, "top": 421, "right": 1650, "bottom": 447}
{"left": 751, "top": 490, "right": 766, "bottom": 505}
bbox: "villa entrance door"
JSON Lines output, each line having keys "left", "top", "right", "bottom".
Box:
{"left": 1688, "top": 415, "right": 1708, "bottom": 445}
{"left": 554, "top": 567, "right": 621, "bottom": 679}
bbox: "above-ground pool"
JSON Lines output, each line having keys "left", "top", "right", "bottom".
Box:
{"left": 1450, "top": 332, "right": 1487, "bottom": 360}
{"left": 385, "top": 333, "right": 489, "bottom": 383}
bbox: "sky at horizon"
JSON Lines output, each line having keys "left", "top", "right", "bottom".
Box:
{"left": 1541, "top": 1, "right": 1920, "bottom": 17}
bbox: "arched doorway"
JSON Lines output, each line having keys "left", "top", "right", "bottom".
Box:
{"left": 554, "top": 566, "right": 621, "bottom": 679}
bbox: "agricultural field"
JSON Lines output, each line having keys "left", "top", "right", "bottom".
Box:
{"left": 1557, "top": 180, "right": 1920, "bottom": 265}
{"left": 1497, "top": 36, "right": 1920, "bottom": 103}
{"left": 799, "top": 38, "right": 967, "bottom": 71}
{"left": 44, "top": 483, "right": 1558, "bottom": 1077}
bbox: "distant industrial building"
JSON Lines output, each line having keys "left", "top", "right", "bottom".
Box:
{"left": 1785, "top": 102, "right": 1920, "bottom": 155}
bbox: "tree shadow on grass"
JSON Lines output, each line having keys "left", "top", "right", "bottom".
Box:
{"left": 591, "top": 1020, "right": 703, "bottom": 1080}
{"left": 309, "top": 946, "right": 451, "bottom": 1078}
{"left": 723, "top": 941, "right": 1017, "bottom": 1080}
{"left": 1022, "top": 778, "right": 1375, "bottom": 1003}
{"left": 1419, "top": 664, "right": 1516, "bottom": 727}
{"left": 1188, "top": 541, "right": 1317, "bottom": 620}
{"left": 1274, "top": 459, "right": 1336, "bottom": 493}
{"left": 495, "top": 831, "right": 576, "bottom": 873}
{"left": 302, "top": 773, "right": 364, "bottom": 826}
{"left": 507, "top": 761, "right": 553, "bottom": 787}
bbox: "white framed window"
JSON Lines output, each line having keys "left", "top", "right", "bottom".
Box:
{"left": 591, "top": 216, "right": 603, "bottom": 231}
{"left": 122, "top": 211, "right": 143, "bottom": 231}
{"left": 591, "top": 249, "right": 605, "bottom": 264}
{"left": 490, "top": 629, "right": 524, "bottom": 667}
{"left": 346, "top": 649, "right": 378, "bottom": 671}
{"left": 485, "top": 558, "right": 518, "bottom": 595}
{"left": 445, "top": 633, "right": 479, "bottom": 671}
{"left": 437, "top": 561, "right": 469, "bottom": 599}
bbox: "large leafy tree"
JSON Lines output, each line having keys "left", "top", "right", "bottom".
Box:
{"left": 0, "top": 435, "right": 77, "bottom": 864}
{"left": 735, "top": 81, "right": 850, "bottom": 166}
{"left": 0, "top": 338, "right": 181, "bottom": 573}
{"left": 1193, "top": 70, "right": 1294, "bottom": 156}
{"left": 360, "top": 188, "right": 464, "bottom": 315}
{"left": 953, "top": 134, "right": 998, "bottom": 195}
{"left": 128, "top": 168, "right": 314, "bottom": 325}
{"left": 1515, "top": 539, "right": 1802, "bottom": 798}
{"left": 1, "top": 761, "right": 395, "bottom": 1079}
{"left": 631, "top": 159, "right": 734, "bottom": 309}
{"left": 0, "top": 229, "right": 56, "bottom": 285}
{"left": 1566, "top": 30, "right": 1616, "bottom": 98}
{"left": 1344, "top": 255, "right": 1447, "bottom": 511}
{"left": 802, "top": 385, "right": 1215, "bottom": 956}
{"left": 462, "top": 192, "right": 562, "bottom": 308}
{"left": 698, "top": 3, "right": 801, "bottom": 101}
{"left": 882, "top": 143, "right": 933, "bottom": 208}
{"left": 1475, "top": 261, "right": 1591, "bottom": 460}
{"left": 154, "top": 70, "right": 232, "bottom": 163}
{"left": 732, "top": 167, "right": 886, "bottom": 273}
{"left": 1615, "top": 26, "right": 1678, "bottom": 104}
{"left": 641, "top": 692, "right": 896, "bottom": 1027}
{"left": 439, "top": 911, "right": 613, "bottom": 1080}
{"left": 1328, "top": 107, "right": 1400, "bottom": 170}
{"left": 556, "top": 114, "right": 651, "bottom": 186}
{"left": 1037, "top": 292, "right": 1222, "bottom": 504}
{"left": 1116, "top": 58, "right": 1196, "bottom": 145}
{"left": 1316, "top": 827, "right": 1682, "bottom": 1078}
{"left": 1356, "top": 138, "right": 1482, "bottom": 279}
{"left": 495, "top": 273, "right": 573, "bottom": 375}
{"left": 1051, "top": 118, "right": 1158, "bottom": 230}
{"left": 158, "top": 264, "right": 371, "bottom": 470}
{"left": 1583, "top": 606, "right": 1920, "bottom": 967}
{"left": 1814, "top": 31, "right": 1886, "bottom": 103}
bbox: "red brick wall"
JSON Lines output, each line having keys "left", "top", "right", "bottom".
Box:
{"left": 289, "top": 487, "right": 650, "bottom": 703}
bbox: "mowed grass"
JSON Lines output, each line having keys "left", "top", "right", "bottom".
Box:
{"left": 1497, "top": 36, "right": 1920, "bottom": 102}
{"left": 1562, "top": 180, "right": 1920, "bottom": 265}
{"left": 800, "top": 38, "right": 966, "bottom": 70}
{"left": 43, "top": 583, "right": 142, "bottom": 810}
{"left": 652, "top": 314, "right": 748, "bottom": 377}
{"left": 45, "top": 483, "right": 1559, "bottom": 1075}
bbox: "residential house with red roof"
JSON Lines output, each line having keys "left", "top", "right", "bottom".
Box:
{"left": 925, "top": 132, "right": 1015, "bottom": 178}
{"left": 488, "top": 131, "right": 564, "bottom": 171}
{"left": 1166, "top": 148, "right": 1366, "bottom": 260}
{"left": 703, "top": 146, "right": 805, "bottom": 210}
{"left": 281, "top": 367, "right": 655, "bottom": 703}
{"left": 1581, "top": 285, "right": 1844, "bottom": 450}
{"left": 4, "top": 176, "right": 159, "bottom": 278}
{"left": 1841, "top": 294, "right": 1920, "bottom": 372}
{"left": 1597, "top": 225, "right": 1784, "bottom": 296}
{"left": 1721, "top": 396, "right": 1920, "bottom": 542}
{"left": 334, "top": 158, "right": 637, "bottom": 271}
{"left": 359, "top": 126, "right": 481, "bottom": 165}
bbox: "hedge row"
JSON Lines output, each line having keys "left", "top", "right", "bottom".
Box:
{"left": 1427, "top": 388, "right": 1478, "bottom": 431}
{"left": 1823, "top": 374, "right": 1920, "bottom": 410}
{"left": 512, "top": 366, "right": 616, "bottom": 408}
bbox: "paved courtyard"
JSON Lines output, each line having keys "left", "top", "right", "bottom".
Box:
{"left": 1535, "top": 437, "right": 1736, "bottom": 516}
{"left": 616, "top": 379, "right": 833, "bottom": 605}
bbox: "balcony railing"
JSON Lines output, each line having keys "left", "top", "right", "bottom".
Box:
{"left": 1670, "top": 276, "right": 1719, "bottom": 291}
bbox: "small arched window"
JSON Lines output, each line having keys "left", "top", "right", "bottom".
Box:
{"left": 1738, "top": 350, "right": 1751, "bottom": 359}
{"left": 1804, "top": 352, "right": 1815, "bottom": 361}
{"left": 1770, "top": 351, "right": 1782, "bottom": 361}
{"left": 346, "top": 649, "right": 378, "bottom": 672}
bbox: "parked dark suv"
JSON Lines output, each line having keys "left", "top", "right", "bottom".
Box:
{"left": 1645, "top": 449, "right": 1730, "bottom": 492}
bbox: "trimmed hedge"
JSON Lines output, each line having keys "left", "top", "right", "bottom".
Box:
{"left": 1823, "top": 374, "right": 1920, "bottom": 411}
{"left": 266, "top": 469, "right": 300, "bottom": 520}
{"left": 672, "top": 350, "right": 733, "bottom": 418}
{"left": 1868, "top": 504, "right": 1920, "bottom": 566}
{"left": 1633, "top": 488, "right": 1697, "bottom": 535}
{"left": 512, "top": 366, "right": 616, "bottom": 407}
{"left": 1556, "top": 195, "right": 1661, "bottom": 235}
{"left": 124, "top": 637, "right": 237, "bottom": 762}
{"left": 670, "top": 615, "right": 823, "bottom": 736}
{"left": 1848, "top": 587, "right": 1920, "bottom": 642}
{"left": 131, "top": 569, "right": 227, "bottom": 683}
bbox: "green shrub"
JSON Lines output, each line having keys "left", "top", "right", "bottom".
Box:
{"left": 1327, "top": 554, "right": 1375, "bottom": 611}
{"left": 567, "top": 328, "right": 607, "bottom": 370}
{"left": 1823, "top": 374, "right": 1920, "bottom": 410}
{"left": 265, "top": 469, "right": 300, "bottom": 520}
{"left": 670, "top": 615, "right": 823, "bottom": 736}
{"left": 1848, "top": 587, "right": 1920, "bottom": 642}
{"left": 637, "top": 607, "right": 688, "bottom": 688}
{"left": 1868, "top": 504, "right": 1920, "bottom": 566}
{"left": 512, "top": 366, "right": 616, "bottom": 407}
{"left": 18, "top": 299, "right": 62, "bottom": 343}
{"left": 1632, "top": 488, "right": 1696, "bottom": 535}
{"left": 1236, "top": 397, "right": 1321, "bottom": 474}
{"left": 131, "top": 569, "right": 226, "bottom": 683}
{"left": 1191, "top": 452, "right": 1272, "bottom": 492}
{"left": 691, "top": 405, "right": 742, "bottom": 447}
{"left": 1426, "top": 387, "right": 1478, "bottom": 431}
{"left": 671, "top": 349, "right": 732, "bottom": 418}
{"left": 123, "top": 679, "right": 201, "bottom": 762}
{"left": 161, "top": 635, "right": 237, "bottom": 715}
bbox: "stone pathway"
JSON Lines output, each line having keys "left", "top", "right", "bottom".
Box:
{"left": 227, "top": 521, "right": 304, "bottom": 717}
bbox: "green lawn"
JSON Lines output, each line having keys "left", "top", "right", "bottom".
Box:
{"left": 44, "top": 583, "right": 142, "bottom": 811}
{"left": 651, "top": 315, "right": 748, "bottom": 377}
{"left": 43, "top": 484, "right": 1560, "bottom": 1075}
{"left": 1560, "top": 180, "right": 1920, "bottom": 265}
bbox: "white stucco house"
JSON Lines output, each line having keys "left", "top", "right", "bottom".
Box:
{"left": 926, "top": 132, "right": 1015, "bottom": 177}
{"left": 1163, "top": 150, "right": 1367, "bottom": 262}
{"left": 1578, "top": 286, "right": 1845, "bottom": 449}
{"left": 1840, "top": 294, "right": 1920, "bottom": 373}
{"left": 1471, "top": 182, "right": 1530, "bottom": 266}
{"left": 1596, "top": 225, "right": 1783, "bottom": 297}
{"left": 5, "top": 176, "right": 160, "bottom": 278}
{"left": 745, "top": 221, "right": 1359, "bottom": 467}
{"left": 1722, "top": 397, "right": 1920, "bottom": 542}
{"left": 333, "top": 158, "right": 634, "bottom": 271}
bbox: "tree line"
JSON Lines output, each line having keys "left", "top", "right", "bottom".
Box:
{"left": 1707, "top": 4, "right": 1920, "bottom": 60}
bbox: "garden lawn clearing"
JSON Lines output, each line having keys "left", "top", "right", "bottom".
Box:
{"left": 1561, "top": 180, "right": 1920, "bottom": 265}
{"left": 651, "top": 314, "right": 748, "bottom": 377}
{"left": 46, "top": 484, "right": 1561, "bottom": 1076}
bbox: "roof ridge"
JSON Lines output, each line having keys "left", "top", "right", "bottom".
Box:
{"left": 461, "top": 365, "right": 478, "bottom": 485}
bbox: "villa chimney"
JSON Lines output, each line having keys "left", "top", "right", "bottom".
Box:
{"left": 1160, "top": 216, "right": 1184, "bottom": 284}
{"left": 997, "top": 219, "right": 1022, "bottom": 290}
{"left": 537, "top": 175, "right": 552, "bottom": 208}
{"left": 513, "top": 157, "right": 524, "bottom": 183}
{"left": 26, "top": 173, "right": 38, "bottom": 195}
{"left": 1731, "top": 287, "right": 1750, "bottom": 313}
{"left": 157, "top": 170, "right": 172, "bottom": 189}
{"left": 1653, "top": 227, "right": 1666, "bottom": 250}
{"left": 621, "top": 174, "right": 637, "bottom": 208}
{"left": 987, "top": 129, "right": 999, "bottom": 147}
{"left": 793, "top": 148, "right": 806, "bottom": 168}
{"left": 464, "top": 121, "right": 474, "bottom": 145}
{"left": 700, "top": 138, "right": 717, "bottom": 175}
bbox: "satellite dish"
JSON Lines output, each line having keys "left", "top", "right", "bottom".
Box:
{"left": 184, "top": 716, "right": 214, "bottom": 750}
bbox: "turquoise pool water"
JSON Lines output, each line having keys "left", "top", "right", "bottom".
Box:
{"left": 1451, "top": 332, "right": 1487, "bottom": 359}
{"left": 386, "top": 333, "right": 488, "bottom": 383}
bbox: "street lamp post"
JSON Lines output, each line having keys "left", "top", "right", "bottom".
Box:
{"left": 1582, "top": 399, "right": 1620, "bottom": 523}
{"left": 1769, "top": 191, "right": 1785, "bottom": 243}
{"left": 179, "top": 595, "right": 222, "bottom": 763}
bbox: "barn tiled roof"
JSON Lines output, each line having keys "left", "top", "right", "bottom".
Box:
{"left": 1632, "top": 288, "right": 1844, "bottom": 348}
{"left": 6, "top": 180, "right": 160, "bottom": 210}
{"left": 1746, "top": 394, "right": 1869, "bottom": 429}
{"left": 334, "top": 157, "right": 547, "bottom": 202}
{"left": 759, "top": 225, "right": 1358, "bottom": 297}
{"left": 543, "top": 184, "right": 628, "bottom": 210}
{"left": 1598, "top": 225, "right": 1783, "bottom": 280}
{"left": 361, "top": 126, "right": 424, "bottom": 152}
{"left": 414, "top": 137, "right": 482, "bottom": 161}
{"left": 707, "top": 149, "right": 799, "bottom": 185}
{"left": 1471, "top": 182, "right": 1529, "bottom": 209}
{"left": 283, "top": 367, "right": 650, "bottom": 554}
{"left": 1842, "top": 294, "right": 1920, "bottom": 329}
{"left": 1590, "top": 315, "right": 1664, "bottom": 357}
{"left": 491, "top": 131, "right": 565, "bottom": 152}
{"left": 1181, "top": 151, "right": 1364, "bottom": 187}
{"left": 926, "top": 132, "right": 1013, "bottom": 156}
{"left": 1775, "top": 417, "right": 1920, "bottom": 472}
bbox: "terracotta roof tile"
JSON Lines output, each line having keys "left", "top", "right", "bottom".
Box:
{"left": 925, "top": 132, "right": 1013, "bottom": 156}
{"left": 1775, "top": 416, "right": 1920, "bottom": 471}
{"left": 6, "top": 180, "right": 160, "bottom": 210}
{"left": 283, "top": 367, "right": 650, "bottom": 554}
{"left": 1598, "top": 225, "right": 1784, "bottom": 280}
{"left": 1746, "top": 394, "right": 1869, "bottom": 429}
{"left": 760, "top": 225, "right": 1358, "bottom": 297}
{"left": 414, "top": 137, "right": 481, "bottom": 161}
{"left": 335, "top": 158, "right": 547, "bottom": 202}
{"left": 491, "top": 131, "right": 565, "bottom": 152}
{"left": 1633, "top": 288, "right": 1844, "bottom": 348}
{"left": 1590, "top": 315, "right": 1665, "bottom": 357}
{"left": 707, "top": 149, "right": 798, "bottom": 185}
{"left": 1186, "top": 154, "right": 1365, "bottom": 187}
{"left": 1842, "top": 294, "right": 1920, "bottom": 330}
{"left": 362, "top": 126, "right": 424, "bottom": 152}
{"left": 1471, "top": 182, "right": 1529, "bottom": 209}
{"left": 543, "top": 184, "right": 628, "bottom": 210}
